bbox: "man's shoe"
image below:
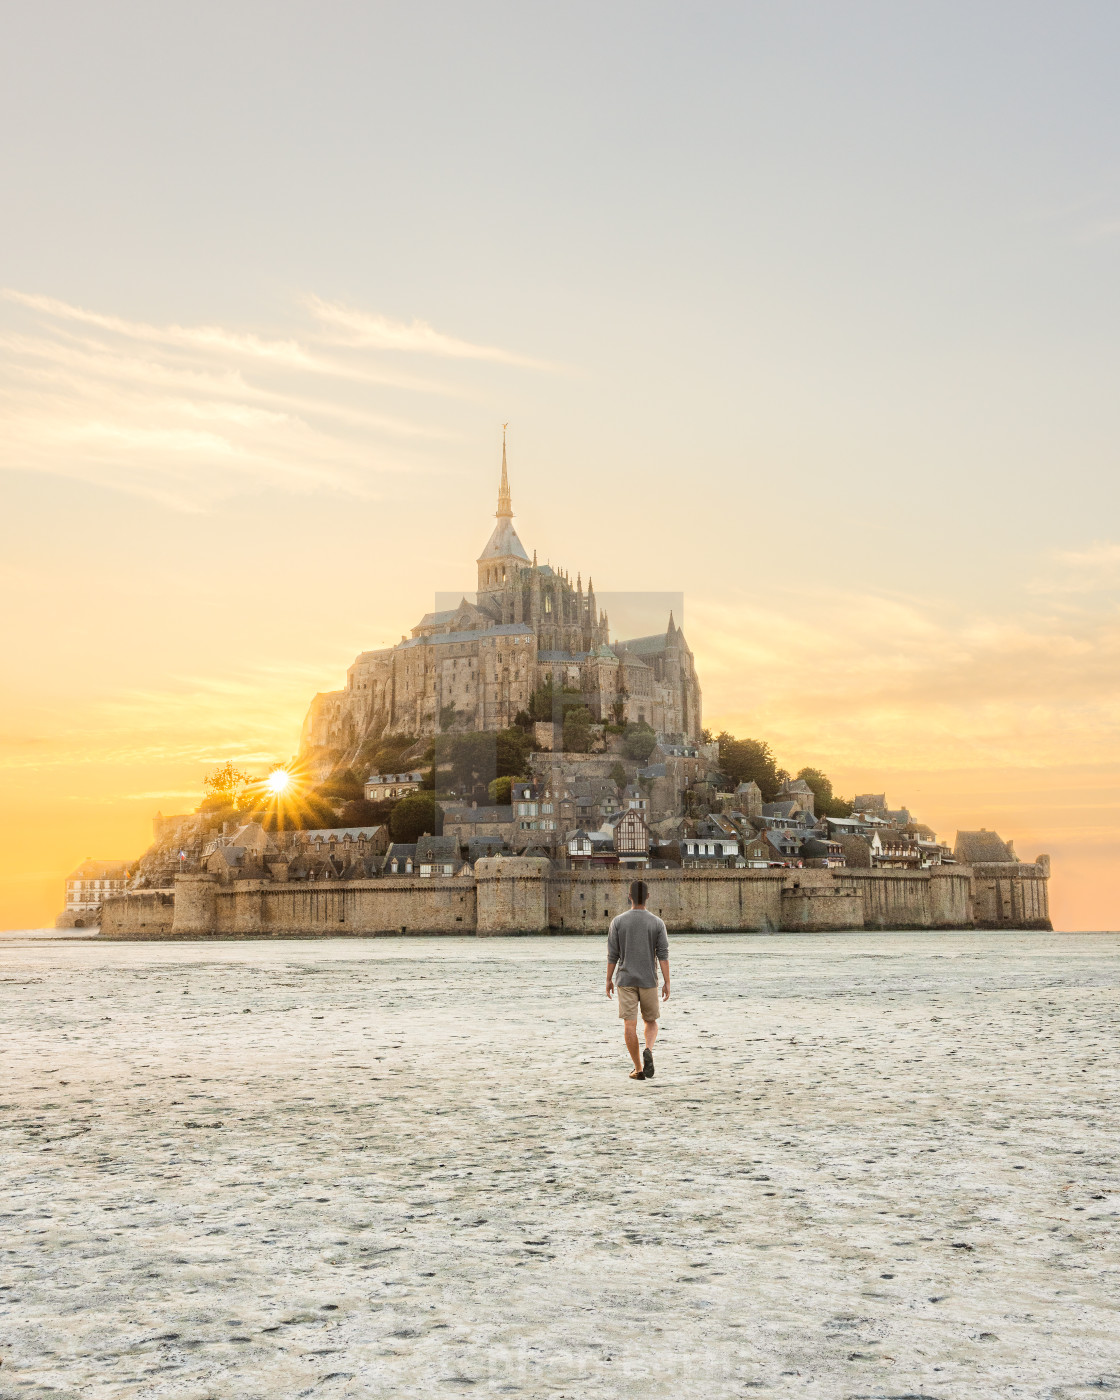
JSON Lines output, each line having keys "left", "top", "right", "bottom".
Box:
{"left": 643, "top": 1048, "right": 655, "bottom": 1078}
{"left": 628, "top": 1067, "right": 645, "bottom": 1079}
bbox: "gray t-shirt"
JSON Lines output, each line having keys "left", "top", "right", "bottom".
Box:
{"left": 607, "top": 909, "right": 669, "bottom": 988}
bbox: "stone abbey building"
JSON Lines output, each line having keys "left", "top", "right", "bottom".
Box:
{"left": 300, "top": 443, "right": 702, "bottom": 763}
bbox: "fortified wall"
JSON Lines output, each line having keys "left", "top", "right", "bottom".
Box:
{"left": 100, "top": 858, "right": 1051, "bottom": 938}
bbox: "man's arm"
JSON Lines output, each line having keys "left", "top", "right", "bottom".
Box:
{"left": 606, "top": 918, "right": 619, "bottom": 997}
{"left": 659, "top": 957, "right": 670, "bottom": 1000}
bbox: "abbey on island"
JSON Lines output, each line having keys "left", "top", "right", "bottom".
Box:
{"left": 89, "top": 438, "right": 1052, "bottom": 937}
{"left": 300, "top": 437, "right": 702, "bottom": 765}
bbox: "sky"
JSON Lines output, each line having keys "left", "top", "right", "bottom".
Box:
{"left": 1, "top": 0, "right": 1118, "bottom": 930}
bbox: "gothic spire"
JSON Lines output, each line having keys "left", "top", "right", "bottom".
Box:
{"left": 496, "top": 423, "right": 512, "bottom": 518}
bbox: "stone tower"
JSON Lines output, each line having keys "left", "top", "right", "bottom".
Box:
{"left": 476, "top": 428, "right": 530, "bottom": 598}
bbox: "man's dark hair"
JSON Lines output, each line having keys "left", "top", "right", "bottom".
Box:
{"left": 630, "top": 880, "right": 649, "bottom": 906}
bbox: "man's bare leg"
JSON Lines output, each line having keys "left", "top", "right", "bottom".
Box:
{"left": 644, "top": 1018, "right": 659, "bottom": 1051}
{"left": 623, "top": 1019, "right": 643, "bottom": 1072}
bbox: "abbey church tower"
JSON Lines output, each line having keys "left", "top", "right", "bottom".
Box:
{"left": 298, "top": 431, "right": 702, "bottom": 762}
{"left": 476, "top": 429, "right": 530, "bottom": 598}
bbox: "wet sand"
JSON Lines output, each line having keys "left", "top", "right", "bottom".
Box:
{"left": 1, "top": 930, "right": 1118, "bottom": 1398}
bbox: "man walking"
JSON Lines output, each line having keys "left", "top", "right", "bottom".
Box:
{"left": 606, "top": 880, "right": 670, "bottom": 1080}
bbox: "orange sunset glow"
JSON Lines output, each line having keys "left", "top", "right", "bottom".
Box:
{"left": 2, "top": 6, "right": 1118, "bottom": 932}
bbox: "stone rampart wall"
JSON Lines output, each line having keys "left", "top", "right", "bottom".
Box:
{"left": 100, "top": 890, "right": 175, "bottom": 938}
{"left": 100, "top": 860, "right": 1051, "bottom": 938}
{"left": 228, "top": 879, "right": 475, "bottom": 937}
{"left": 971, "top": 862, "right": 1051, "bottom": 929}
{"left": 843, "top": 867, "right": 974, "bottom": 929}
{"left": 548, "top": 868, "right": 785, "bottom": 932}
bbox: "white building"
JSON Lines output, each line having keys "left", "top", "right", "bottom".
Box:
{"left": 61, "top": 859, "right": 129, "bottom": 925}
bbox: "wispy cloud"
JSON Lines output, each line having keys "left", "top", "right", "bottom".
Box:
{"left": 0, "top": 659, "right": 329, "bottom": 774}
{"left": 0, "top": 290, "right": 540, "bottom": 508}
{"left": 305, "top": 295, "right": 552, "bottom": 368}
{"left": 1028, "top": 540, "right": 1120, "bottom": 595}
{"left": 3, "top": 290, "right": 457, "bottom": 391}
{"left": 697, "top": 579, "right": 1120, "bottom": 773}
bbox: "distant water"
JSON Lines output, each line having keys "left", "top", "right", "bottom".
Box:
{"left": 0, "top": 926, "right": 102, "bottom": 939}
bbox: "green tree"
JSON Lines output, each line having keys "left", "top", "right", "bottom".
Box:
{"left": 529, "top": 676, "right": 584, "bottom": 723}
{"left": 336, "top": 798, "right": 385, "bottom": 827}
{"left": 488, "top": 775, "right": 513, "bottom": 806}
{"left": 439, "top": 704, "right": 457, "bottom": 732}
{"left": 563, "top": 705, "right": 593, "bottom": 753}
{"left": 717, "top": 733, "right": 782, "bottom": 801}
{"left": 390, "top": 792, "right": 443, "bottom": 843}
{"left": 796, "top": 766, "right": 852, "bottom": 818}
{"left": 622, "top": 723, "right": 656, "bottom": 762}
{"left": 610, "top": 761, "right": 628, "bottom": 791}
{"left": 200, "top": 760, "right": 253, "bottom": 813}
{"left": 496, "top": 726, "right": 532, "bottom": 778}
{"left": 315, "top": 768, "right": 364, "bottom": 806}
{"left": 528, "top": 676, "right": 556, "bottom": 722}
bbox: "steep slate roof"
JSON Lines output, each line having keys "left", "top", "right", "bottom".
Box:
{"left": 398, "top": 624, "right": 533, "bottom": 650}
{"left": 954, "top": 830, "right": 1015, "bottom": 863}
{"left": 618, "top": 630, "right": 673, "bottom": 655}
{"left": 339, "top": 857, "right": 379, "bottom": 879}
{"left": 416, "top": 835, "right": 458, "bottom": 863}
{"left": 478, "top": 516, "right": 530, "bottom": 563}
{"left": 467, "top": 835, "right": 509, "bottom": 861}
{"left": 834, "top": 834, "right": 872, "bottom": 867}
{"left": 852, "top": 794, "right": 888, "bottom": 813}
{"left": 300, "top": 826, "right": 384, "bottom": 841}
{"left": 446, "top": 806, "right": 515, "bottom": 826}
{"left": 67, "top": 858, "right": 129, "bottom": 879}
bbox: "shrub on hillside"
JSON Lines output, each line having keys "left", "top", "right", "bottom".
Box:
{"left": 389, "top": 792, "right": 442, "bottom": 843}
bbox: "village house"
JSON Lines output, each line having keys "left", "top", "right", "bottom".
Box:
{"left": 415, "top": 834, "right": 460, "bottom": 876}
{"left": 800, "top": 836, "right": 847, "bottom": 869}
{"left": 290, "top": 825, "right": 388, "bottom": 861}
{"left": 363, "top": 771, "right": 425, "bottom": 802}
{"left": 605, "top": 809, "right": 651, "bottom": 868}
{"left": 764, "top": 829, "right": 804, "bottom": 865}
{"left": 58, "top": 859, "right": 130, "bottom": 926}
{"left": 566, "top": 827, "right": 618, "bottom": 865}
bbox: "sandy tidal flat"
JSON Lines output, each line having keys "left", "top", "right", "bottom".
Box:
{"left": 1, "top": 930, "right": 1118, "bottom": 1399}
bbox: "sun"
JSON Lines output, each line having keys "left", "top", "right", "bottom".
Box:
{"left": 265, "top": 768, "right": 293, "bottom": 796}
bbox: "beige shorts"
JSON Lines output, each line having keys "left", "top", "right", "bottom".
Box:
{"left": 617, "top": 985, "right": 660, "bottom": 1022}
